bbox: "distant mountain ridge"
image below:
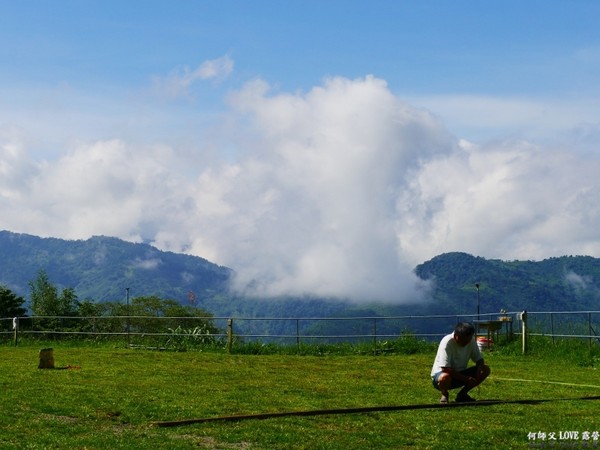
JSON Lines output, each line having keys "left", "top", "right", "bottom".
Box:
{"left": 415, "top": 251, "right": 600, "bottom": 314}
{"left": 0, "top": 230, "right": 231, "bottom": 305}
{"left": 0, "top": 231, "right": 347, "bottom": 323}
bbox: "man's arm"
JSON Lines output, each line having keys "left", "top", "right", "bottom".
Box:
{"left": 440, "top": 367, "right": 477, "bottom": 386}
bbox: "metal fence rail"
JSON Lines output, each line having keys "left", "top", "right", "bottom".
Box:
{"left": 2, "top": 311, "right": 600, "bottom": 352}
{"left": 523, "top": 311, "right": 600, "bottom": 345}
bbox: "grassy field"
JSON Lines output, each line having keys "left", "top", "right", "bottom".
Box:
{"left": 1, "top": 339, "right": 599, "bottom": 449}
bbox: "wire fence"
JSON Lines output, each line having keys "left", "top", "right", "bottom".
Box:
{"left": 2, "top": 310, "right": 600, "bottom": 351}
{"left": 525, "top": 310, "right": 600, "bottom": 342}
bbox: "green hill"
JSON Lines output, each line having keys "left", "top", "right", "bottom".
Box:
{"left": 414, "top": 252, "right": 600, "bottom": 315}
{"left": 0, "top": 230, "right": 231, "bottom": 305}
{"left": 0, "top": 231, "right": 347, "bottom": 324}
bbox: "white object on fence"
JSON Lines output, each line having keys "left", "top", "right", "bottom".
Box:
{"left": 476, "top": 336, "right": 493, "bottom": 351}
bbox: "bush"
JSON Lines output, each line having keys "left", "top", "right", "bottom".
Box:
{"left": 165, "top": 325, "right": 221, "bottom": 351}
{"left": 493, "top": 334, "right": 600, "bottom": 366}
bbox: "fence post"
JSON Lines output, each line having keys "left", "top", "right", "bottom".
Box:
{"left": 296, "top": 319, "right": 300, "bottom": 352}
{"left": 13, "top": 317, "right": 19, "bottom": 346}
{"left": 227, "top": 318, "right": 233, "bottom": 353}
{"left": 373, "top": 318, "right": 377, "bottom": 355}
{"left": 520, "top": 310, "right": 528, "bottom": 354}
{"left": 589, "top": 312, "right": 593, "bottom": 350}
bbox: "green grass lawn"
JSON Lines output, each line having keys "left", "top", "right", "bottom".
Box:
{"left": 1, "top": 340, "right": 599, "bottom": 449}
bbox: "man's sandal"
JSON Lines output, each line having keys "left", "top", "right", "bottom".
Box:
{"left": 456, "top": 393, "right": 476, "bottom": 403}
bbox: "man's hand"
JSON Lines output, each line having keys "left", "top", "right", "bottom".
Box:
{"left": 475, "top": 360, "right": 486, "bottom": 380}
{"left": 465, "top": 376, "right": 478, "bottom": 388}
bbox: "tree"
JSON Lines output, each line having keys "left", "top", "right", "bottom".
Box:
{"left": 0, "top": 285, "right": 27, "bottom": 330}
{"left": 126, "top": 295, "right": 220, "bottom": 335}
{"left": 29, "top": 270, "right": 79, "bottom": 316}
{"left": 29, "top": 270, "right": 59, "bottom": 316}
{"left": 29, "top": 270, "right": 80, "bottom": 330}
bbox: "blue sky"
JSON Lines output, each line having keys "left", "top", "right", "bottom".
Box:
{"left": 3, "top": 2, "right": 599, "bottom": 113}
{"left": 1, "top": 1, "right": 600, "bottom": 302}
{"left": 1, "top": 2, "right": 596, "bottom": 90}
{"left": 2, "top": 1, "right": 599, "bottom": 143}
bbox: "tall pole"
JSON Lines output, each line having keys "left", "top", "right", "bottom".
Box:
{"left": 126, "top": 287, "right": 130, "bottom": 346}
{"left": 475, "top": 283, "right": 480, "bottom": 322}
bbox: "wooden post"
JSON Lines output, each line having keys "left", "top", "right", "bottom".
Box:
{"left": 296, "top": 319, "right": 300, "bottom": 352}
{"left": 227, "top": 318, "right": 233, "bottom": 354}
{"left": 373, "top": 318, "right": 377, "bottom": 355}
{"left": 520, "top": 311, "right": 528, "bottom": 354}
{"left": 38, "top": 348, "right": 55, "bottom": 369}
{"left": 589, "top": 312, "right": 593, "bottom": 350}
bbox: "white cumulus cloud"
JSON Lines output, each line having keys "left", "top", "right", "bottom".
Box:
{"left": 2, "top": 74, "right": 600, "bottom": 304}
{"left": 184, "top": 75, "right": 457, "bottom": 301}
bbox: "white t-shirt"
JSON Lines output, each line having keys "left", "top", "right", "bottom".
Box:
{"left": 430, "top": 333, "right": 483, "bottom": 377}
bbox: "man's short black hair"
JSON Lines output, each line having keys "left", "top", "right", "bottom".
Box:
{"left": 454, "top": 322, "right": 475, "bottom": 338}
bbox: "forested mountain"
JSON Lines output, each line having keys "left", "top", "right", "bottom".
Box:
{"left": 414, "top": 252, "right": 600, "bottom": 315}
{"left": 0, "top": 231, "right": 347, "bottom": 321}
{"left": 2, "top": 231, "right": 600, "bottom": 327}
{"left": 0, "top": 230, "right": 230, "bottom": 305}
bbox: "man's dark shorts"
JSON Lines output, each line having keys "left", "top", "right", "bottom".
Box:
{"left": 432, "top": 366, "right": 478, "bottom": 390}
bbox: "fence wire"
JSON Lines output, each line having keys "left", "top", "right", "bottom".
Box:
{"left": 3, "top": 311, "right": 600, "bottom": 349}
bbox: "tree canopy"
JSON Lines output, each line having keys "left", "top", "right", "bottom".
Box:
{"left": 0, "top": 285, "right": 26, "bottom": 327}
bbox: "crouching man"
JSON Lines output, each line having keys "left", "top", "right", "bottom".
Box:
{"left": 431, "top": 322, "right": 491, "bottom": 404}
